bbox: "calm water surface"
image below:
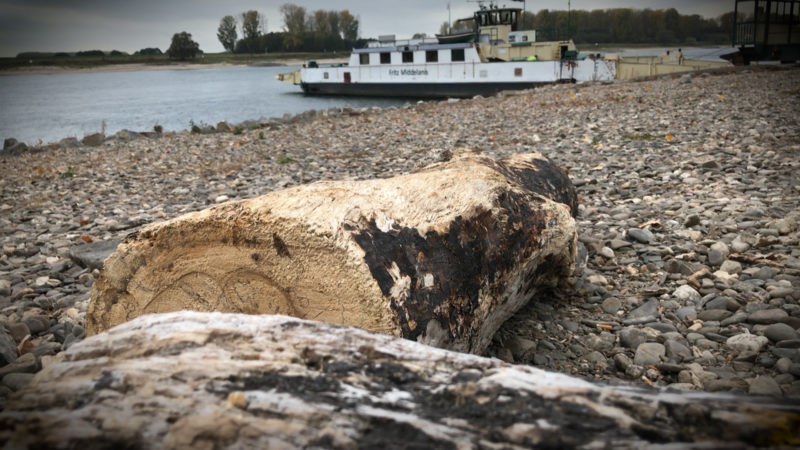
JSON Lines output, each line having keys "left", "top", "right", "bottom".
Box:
{"left": 0, "top": 65, "right": 410, "bottom": 145}
{"left": 1, "top": 47, "right": 731, "bottom": 145}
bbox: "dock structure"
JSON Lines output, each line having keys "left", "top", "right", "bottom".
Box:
{"left": 732, "top": 0, "right": 800, "bottom": 63}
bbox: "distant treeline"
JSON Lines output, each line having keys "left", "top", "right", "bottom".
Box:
{"left": 16, "top": 48, "right": 163, "bottom": 59}
{"left": 518, "top": 8, "right": 734, "bottom": 44}
{"left": 14, "top": 6, "right": 737, "bottom": 60}
{"left": 218, "top": 4, "right": 366, "bottom": 54}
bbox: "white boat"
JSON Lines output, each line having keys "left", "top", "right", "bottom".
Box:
{"left": 277, "top": 3, "right": 616, "bottom": 98}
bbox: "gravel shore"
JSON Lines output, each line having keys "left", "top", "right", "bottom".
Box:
{"left": 1, "top": 65, "right": 799, "bottom": 404}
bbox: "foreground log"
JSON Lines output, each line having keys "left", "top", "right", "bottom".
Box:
{"left": 87, "top": 152, "right": 578, "bottom": 354}
{"left": 2, "top": 312, "right": 798, "bottom": 449}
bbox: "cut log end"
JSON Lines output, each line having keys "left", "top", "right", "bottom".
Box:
{"left": 87, "top": 153, "right": 579, "bottom": 354}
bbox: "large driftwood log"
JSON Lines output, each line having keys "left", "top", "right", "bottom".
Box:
{"left": 87, "top": 153, "right": 578, "bottom": 354}
{"left": 2, "top": 312, "right": 798, "bottom": 449}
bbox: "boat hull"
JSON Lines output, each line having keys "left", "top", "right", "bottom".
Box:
{"left": 300, "top": 81, "right": 558, "bottom": 98}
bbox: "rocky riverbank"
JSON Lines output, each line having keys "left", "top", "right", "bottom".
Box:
{"left": 1, "top": 65, "right": 799, "bottom": 405}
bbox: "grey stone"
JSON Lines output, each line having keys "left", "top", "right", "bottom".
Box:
{"left": 0, "top": 352, "right": 38, "bottom": 377}
{"left": 697, "top": 310, "right": 733, "bottom": 321}
{"left": 627, "top": 228, "right": 654, "bottom": 244}
{"left": 2, "top": 138, "right": 28, "bottom": 154}
{"left": 608, "top": 239, "right": 631, "bottom": 250}
{"left": 707, "top": 250, "right": 725, "bottom": 267}
{"left": 720, "top": 311, "right": 749, "bottom": 326}
{"left": 619, "top": 327, "right": 647, "bottom": 349}
{"left": 719, "top": 260, "right": 742, "bottom": 275}
{"left": 704, "top": 296, "right": 740, "bottom": 312}
{"left": 613, "top": 353, "right": 633, "bottom": 372}
{"left": 684, "top": 215, "right": 701, "bottom": 227}
{"left": 81, "top": 132, "right": 105, "bottom": 147}
{"left": 628, "top": 299, "right": 658, "bottom": 320}
{"left": 599, "top": 247, "right": 615, "bottom": 259}
{"left": 664, "top": 259, "right": 697, "bottom": 276}
{"left": 23, "top": 315, "right": 50, "bottom": 335}
{"left": 789, "top": 364, "right": 800, "bottom": 377}
{"left": 769, "top": 288, "right": 797, "bottom": 299}
{"left": 673, "top": 285, "right": 701, "bottom": 303}
{"left": 6, "top": 323, "right": 30, "bottom": 343}
{"left": 748, "top": 309, "right": 789, "bottom": 325}
{"left": 749, "top": 376, "right": 783, "bottom": 396}
{"left": 675, "top": 306, "right": 697, "bottom": 322}
{"left": 765, "top": 323, "right": 800, "bottom": 343}
{"left": 665, "top": 340, "right": 692, "bottom": 362}
{"left": 752, "top": 267, "right": 778, "bottom": 280}
{"left": 601, "top": 297, "right": 621, "bottom": 314}
{"left": 2, "top": 372, "right": 34, "bottom": 391}
{"left": 726, "top": 333, "right": 769, "bottom": 353}
{"left": 775, "top": 357, "right": 792, "bottom": 374}
{"left": 709, "top": 242, "right": 730, "bottom": 264}
{"left": 634, "top": 342, "right": 665, "bottom": 366}
{"left": 705, "top": 377, "right": 748, "bottom": 393}
{"left": 0, "top": 326, "right": 16, "bottom": 366}
{"left": 777, "top": 340, "right": 800, "bottom": 349}
{"left": 68, "top": 238, "right": 122, "bottom": 270}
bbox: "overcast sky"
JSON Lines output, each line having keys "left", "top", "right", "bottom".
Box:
{"left": 0, "top": 1, "right": 734, "bottom": 57}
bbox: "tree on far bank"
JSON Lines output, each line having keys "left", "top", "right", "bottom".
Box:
{"left": 241, "top": 10, "right": 265, "bottom": 40}
{"left": 167, "top": 31, "right": 200, "bottom": 60}
{"left": 238, "top": 10, "right": 266, "bottom": 53}
{"left": 217, "top": 15, "right": 237, "bottom": 52}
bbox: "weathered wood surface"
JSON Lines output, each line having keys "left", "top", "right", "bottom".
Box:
{"left": 2, "top": 312, "right": 798, "bottom": 449}
{"left": 87, "top": 152, "right": 579, "bottom": 354}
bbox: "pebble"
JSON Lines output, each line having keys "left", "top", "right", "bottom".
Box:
{"left": 2, "top": 66, "right": 799, "bottom": 404}
{"left": 764, "top": 323, "right": 800, "bottom": 343}
{"left": 726, "top": 333, "right": 769, "bottom": 354}
{"left": 748, "top": 376, "right": 783, "bottom": 396}
{"left": 634, "top": 342, "right": 665, "bottom": 366}
{"left": 600, "top": 297, "right": 621, "bottom": 314}
{"left": 1, "top": 372, "right": 34, "bottom": 391}
{"left": 627, "top": 228, "right": 654, "bottom": 244}
{"left": 0, "top": 327, "right": 16, "bottom": 366}
{"left": 719, "top": 260, "right": 742, "bottom": 275}
{"left": 748, "top": 309, "right": 789, "bottom": 325}
{"left": 674, "top": 285, "right": 701, "bottom": 303}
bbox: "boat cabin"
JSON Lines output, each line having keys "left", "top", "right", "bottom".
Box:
{"left": 351, "top": 42, "right": 481, "bottom": 67}
{"left": 448, "top": 5, "right": 577, "bottom": 62}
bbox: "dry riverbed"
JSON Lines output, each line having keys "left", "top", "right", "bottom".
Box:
{"left": 1, "top": 65, "right": 799, "bottom": 405}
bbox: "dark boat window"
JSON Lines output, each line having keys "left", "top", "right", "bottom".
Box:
{"left": 380, "top": 52, "right": 391, "bottom": 64}
{"left": 426, "top": 50, "right": 438, "bottom": 62}
{"left": 514, "top": 68, "right": 522, "bottom": 77}
{"left": 402, "top": 51, "right": 413, "bottom": 63}
{"left": 452, "top": 49, "right": 465, "bottom": 62}
{"left": 359, "top": 53, "right": 369, "bottom": 65}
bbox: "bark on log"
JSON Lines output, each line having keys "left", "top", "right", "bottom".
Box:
{"left": 2, "top": 312, "right": 798, "bottom": 449}
{"left": 86, "top": 152, "right": 578, "bottom": 354}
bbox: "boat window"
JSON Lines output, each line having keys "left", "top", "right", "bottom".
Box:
{"left": 514, "top": 68, "right": 522, "bottom": 77}
{"left": 359, "top": 53, "right": 369, "bottom": 65}
{"left": 426, "top": 50, "right": 438, "bottom": 63}
{"left": 324, "top": 72, "right": 329, "bottom": 79}
{"left": 402, "top": 51, "right": 413, "bottom": 63}
{"left": 380, "top": 52, "right": 391, "bottom": 64}
{"left": 452, "top": 49, "right": 465, "bottom": 62}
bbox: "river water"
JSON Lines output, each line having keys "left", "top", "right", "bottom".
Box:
{"left": 0, "top": 65, "right": 411, "bottom": 146}
{"left": 1, "top": 47, "right": 732, "bottom": 146}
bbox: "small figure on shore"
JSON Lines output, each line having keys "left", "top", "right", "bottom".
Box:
{"left": 678, "top": 48, "right": 684, "bottom": 65}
